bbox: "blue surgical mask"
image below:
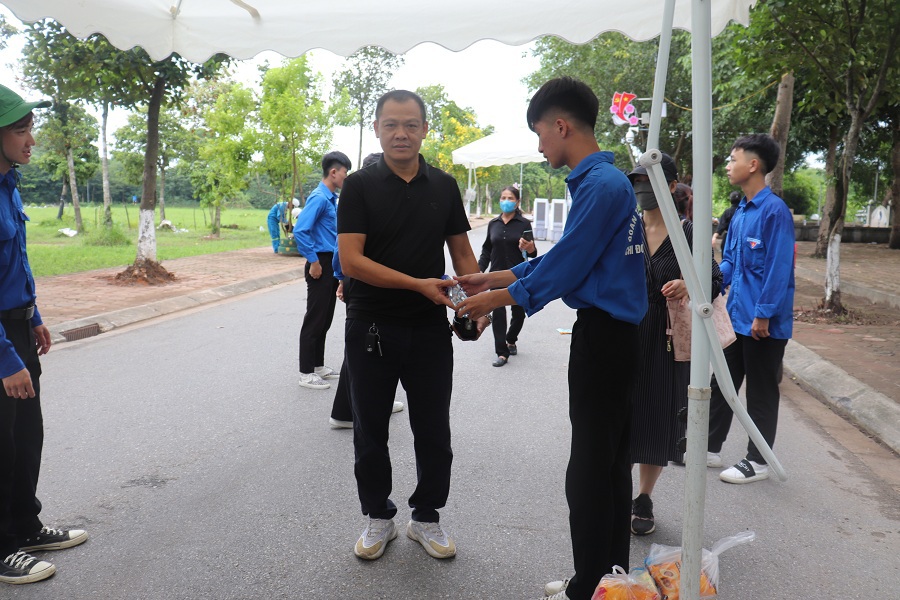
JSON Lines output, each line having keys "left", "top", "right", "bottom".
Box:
{"left": 499, "top": 200, "right": 517, "bottom": 213}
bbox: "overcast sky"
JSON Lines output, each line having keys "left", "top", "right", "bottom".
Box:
{"left": 1, "top": 6, "right": 542, "bottom": 166}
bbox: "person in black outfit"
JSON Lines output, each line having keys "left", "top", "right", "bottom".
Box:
{"left": 338, "top": 90, "right": 488, "bottom": 561}
{"left": 478, "top": 185, "right": 537, "bottom": 367}
{"left": 712, "top": 191, "right": 741, "bottom": 254}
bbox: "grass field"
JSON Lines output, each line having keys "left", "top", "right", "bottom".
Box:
{"left": 25, "top": 204, "right": 273, "bottom": 277}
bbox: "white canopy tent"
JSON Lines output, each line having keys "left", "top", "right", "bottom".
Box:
{"left": 2, "top": 1, "right": 781, "bottom": 597}
{"left": 451, "top": 129, "right": 545, "bottom": 169}
{"left": 451, "top": 129, "right": 546, "bottom": 216}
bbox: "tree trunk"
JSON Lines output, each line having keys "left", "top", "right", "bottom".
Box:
{"left": 135, "top": 77, "right": 165, "bottom": 265}
{"left": 212, "top": 203, "right": 221, "bottom": 237}
{"left": 357, "top": 119, "right": 364, "bottom": 171}
{"left": 65, "top": 146, "right": 84, "bottom": 233}
{"left": 890, "top": 107, "right": 900, "bottom": 249}
{"left": 822, "top": 111, "right": 866, "bottom": 313}
{"left": 766, "top": 72, "right": 794, "bottom": 198}
{"left": 814, "top": 126, "right": 839, "bottom": 257}
{"left": 57, "top": 178, "right": 67, "bottom": 220}
{"left": 158, "top": 163, "right": 166, "bottom": 222}
{"left": 101, "top": 100, "right": 113, "bottom": 227}
{"left": 824, "top": 230, "right": 842, "bottom": 311}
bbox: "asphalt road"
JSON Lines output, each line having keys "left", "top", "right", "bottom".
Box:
{"left": 6, "top": 232, "right": 899, "bottom": 599}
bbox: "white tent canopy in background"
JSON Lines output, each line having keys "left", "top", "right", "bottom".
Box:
{"left": 451, "top": 129, "right": 545, "bottom": 169}
{"left": 3, "top": 0, "right": 754, "bottom": 63}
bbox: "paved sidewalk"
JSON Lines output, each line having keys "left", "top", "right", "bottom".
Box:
{"left": 32, "top": 238, "right": 900, "bottom": 454}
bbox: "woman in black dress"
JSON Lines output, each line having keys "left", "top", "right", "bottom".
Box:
{"left": 477, "top": 186, "right": 537, "bottom": 367}
{"left": 627, "top": 156, "right": 722, "bottom": 535}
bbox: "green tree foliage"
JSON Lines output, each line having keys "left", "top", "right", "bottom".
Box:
{"left": 334, "top": 46, "right": 404, "bottom": 167}
{"left": 191, "top": 81, "right": 256, "bottom": 235}
{"left": 258, "top": 57, "right": 352, "bottom": 204}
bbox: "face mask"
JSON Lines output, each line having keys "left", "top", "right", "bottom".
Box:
{"left": 632, "top": 180, "right": 658, "bottom": 211}
{"left": 499, "top": 199, "right": 517, "bottom": 213}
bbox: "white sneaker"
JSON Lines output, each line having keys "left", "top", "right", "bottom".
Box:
{"left": 719, "top": 459, "right": 769, "bottom": 484}
{"left": 707, "top": 452, "right": 723, "bottom": 468}
{"left": 544, "top": 578, "right": 570, "bottom": 596}
{"left": 406, "top": 519, "right": 456, "bottom": 558}
{"left": 354, "top": 518, "right": 397, "bottom": 560}
{"left": 544, "top": 593, "right": 569, "bottom": 600}
{"left": 329, "top": 418, "right": 353, "bottom": 429}
{"left": 315, "top": 365, "right": 340, "bottom": 380}
{"left": 299, "top": 372, "right": 330, "bottom": 389}
{"left": 392, "top": 400, "right": 405, "bottom": 413}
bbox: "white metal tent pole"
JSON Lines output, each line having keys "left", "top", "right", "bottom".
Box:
{"left": 682, "top": 0, "right": 714, "bottom": 596}
{"left": 646, "top": 0, "right": 676, "bottom": 150}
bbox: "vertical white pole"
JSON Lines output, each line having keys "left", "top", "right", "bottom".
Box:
{"left": 647, "top": 0, "right": 677, "bottom": 151}
{"left": 682, "top": 0, "right": 714, "bottom": 599}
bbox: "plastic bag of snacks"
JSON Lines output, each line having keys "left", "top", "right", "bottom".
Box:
{"left": 644, "top": 531, "right": 755, "bottom": 600}
{"left": 592, "top": 566, "right": 661, "bottom": 600}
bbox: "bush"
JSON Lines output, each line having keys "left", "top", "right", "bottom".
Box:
{"left": 82, "top": 225, "right": 132, "bottom": 247}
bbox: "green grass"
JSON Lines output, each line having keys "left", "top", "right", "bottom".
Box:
{"left": 24, "top": 204, "right": 273, "bottom": 277}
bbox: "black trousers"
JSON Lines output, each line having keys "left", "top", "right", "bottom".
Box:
{"left": 708, "top": 333, "right": 787, "bottom": 464}
{"left": 330, "top": 351, "right": 352, "bottom": 422}
{"left": 491, "top": 304, "right": 526, "bottom": 358}
{"left": 0, "top": 319, "right": 44, "bottom": 556}
{"left": 565, "top": 309, "right": 639, "bottom": 600}
{"left": 298, "top": 252, "right": 338, "bottom": 374}
{"left": 345, "top": 318, "right": 453, "bottom": 523}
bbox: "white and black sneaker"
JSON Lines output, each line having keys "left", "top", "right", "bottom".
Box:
{"left": 18, "top": 526, "right": 88, "bottom": 552}
{"left": 720, "top": 458, "right": 769, "bottom": 484}
{"left": 0, "top": 551, "right": 55, "bottom": 585}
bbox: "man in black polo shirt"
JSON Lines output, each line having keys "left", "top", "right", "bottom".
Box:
{"left": 338, "top": 89, "right": 488, "bottom": 562}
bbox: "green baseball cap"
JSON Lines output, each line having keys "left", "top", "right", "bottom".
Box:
{"left": 0, "top": 84, "right": 51, "bottom": 128}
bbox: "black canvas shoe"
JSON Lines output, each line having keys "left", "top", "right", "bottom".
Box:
{"left": 0, "top": 551, "right": 56, "bottom": 584}
{"left": 631, "top": 493, "right": 656, "bottom": 535}
{"left": 18, "top": 526, "right": 88, "bottom": 552}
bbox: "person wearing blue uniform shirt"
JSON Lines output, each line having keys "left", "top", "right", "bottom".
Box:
{"left": 707, "top": 134, "right": 795, "bottom": 484}
{"left": 293, "top": 151, "right": 351, "bottom": 390}
{"left": 267, "top": 198, "right": 299, "bottom": 253}
{"left": 455, "top": 77, "right": 647, "bottom": 600}
{"left": 0, "top": 85, "right": 88, "bottom": 586}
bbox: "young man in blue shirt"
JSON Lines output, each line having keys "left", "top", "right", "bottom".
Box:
{"left": 0, "top": 85, "right": 88, "bottom": 585}
{"left": 294, "top": 151, "right": 351, "bottom": 390}
{"left": 455, "top": 77, "right": 647, "bottom": 600}
{"left": 707, "top": 134, "right": 795, "bottom": 484}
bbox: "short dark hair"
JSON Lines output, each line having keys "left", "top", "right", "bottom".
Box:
{"left": 732, "top": 134, "right": 780, "bottom": 175}
{"left": 526, "top": 77, "right": 599, "bottom": 131}
{"left": 321, "top": 151, "right": 351, "bottom": 178}
{"left": 375, "top": 90, "right": 427, "bottom": 122}
{"left": 362, "top": 152, "right": 382, "bottom": 168}
{"left": 501, "top": 185, "right": 520, "bottom": 201}
{"left": 728, "top": 191, "right": 741, "bottom": 205}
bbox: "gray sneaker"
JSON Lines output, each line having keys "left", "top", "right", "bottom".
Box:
{"left": 406, "top": 520, "right": 456, "bottom": 558}
{"left": 354, "top": 518, "right": 397, "bottom": 560}
{"left": 544, "top": 578, "right": 570, "bottom": 596}
{"left": 299, "top": 372, "right": 330, "bottom": 390}
{"left": 314, "top": 365, "right": 340, "bottom": 380}
{"left": 707, "top": 452, "right": 723, "bottom": 468}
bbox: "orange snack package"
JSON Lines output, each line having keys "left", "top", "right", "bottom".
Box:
{"left": 644, "top": 531, "right": 756, "bottom": 600}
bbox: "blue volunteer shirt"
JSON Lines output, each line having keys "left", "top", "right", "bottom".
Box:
{"left": 0, "top": 169, "right": 43, "bottom": 378}
{"left": 507, "top": 152, "right": 647, "bottom": 325}
{"left": 720, "top": 186, "right": 795, "bottom": 339}
{"left": 293, "top": 181, "right": 337, "bottom": 264}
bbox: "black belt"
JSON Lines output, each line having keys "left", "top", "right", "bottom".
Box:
{"left": 0, "top": 305, "right": 35, "bottom": 320}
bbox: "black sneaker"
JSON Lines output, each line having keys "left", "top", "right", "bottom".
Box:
{"left": 0, "top": 551, "right": 56, "bottom": 584}
{"left": 631, "top": 494, "right": 656, "bottom": 535}
{"left": 18, "top": 526, "right": 88, "bottom": 552}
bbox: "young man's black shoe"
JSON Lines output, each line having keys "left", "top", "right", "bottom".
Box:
{"left": 18, "top": 526, "right": 88, "bottom": 552}
{"left": 0, "top": 551, "right": 56, "bottom": 585}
